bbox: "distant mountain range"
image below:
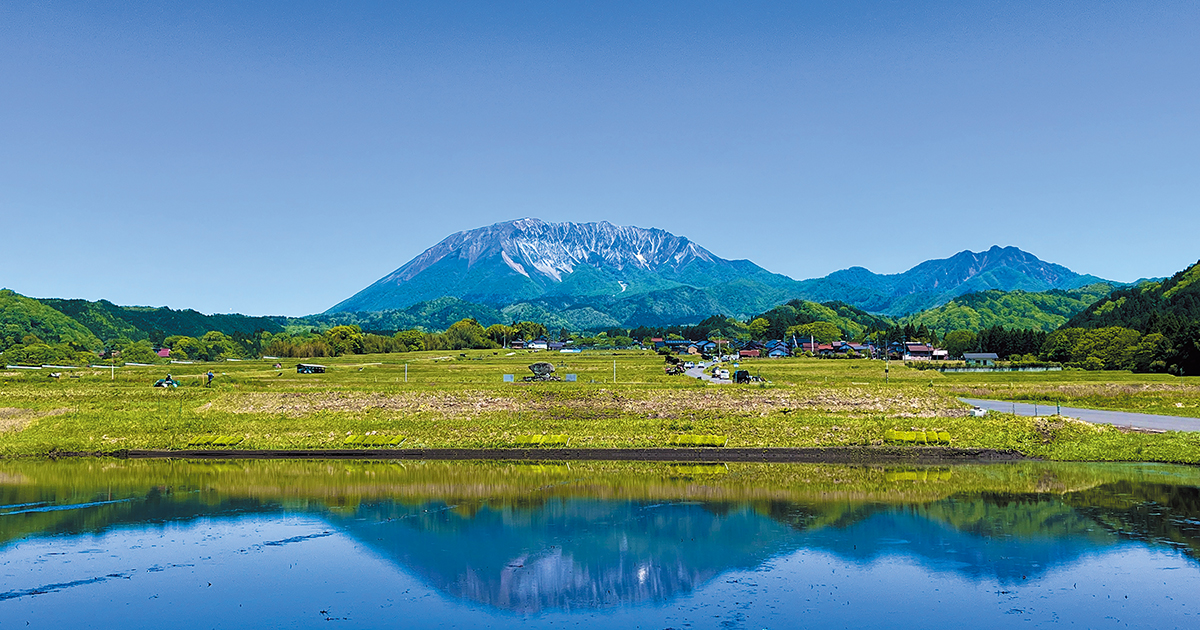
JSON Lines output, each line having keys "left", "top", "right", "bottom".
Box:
{"left": 0, "top": 219, "right": 1140, "bottom": 345}
{"left": 327, "top": 218, "right": 1115, "bottom": 327}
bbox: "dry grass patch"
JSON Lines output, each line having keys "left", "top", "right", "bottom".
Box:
{"left": 0, "top": 407, "right": 69, "bottom": 432}
{"left": 210, "top": 386, "right": 966, "bottom": 420}
{"left": 212, "top": 392, "right": 523, "bottom": 417}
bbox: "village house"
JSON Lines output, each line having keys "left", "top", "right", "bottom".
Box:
{"left": 739, "top": 349, "right": 760, "bottom": 358}
{"left": 847, "top": 342, "right": 872, "bottom": 355}
{"left": 903, "top": 343, "right": 935, "bottom": 360}
{"left": 767, "top": 346, "right": 791, "bottom": 358}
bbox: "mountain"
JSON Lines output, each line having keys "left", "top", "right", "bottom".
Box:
{"left": 900, "top": 283, "right": 1117, "bottom": 336}
{"left": 328, "top": 218, "right": 794, "bottom": 314}
{"left": 792, "top": 246, "right": 1110, "bottom": 316}
{"left": 328, "top": 219, "right": 1114, "bottom": 324}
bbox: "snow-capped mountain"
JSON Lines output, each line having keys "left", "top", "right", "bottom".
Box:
{"left": 325, "top": 219, "right": 1111, "bottom": 322}
{"left": 326, "top": 219, "right": 792, "bottom": 313}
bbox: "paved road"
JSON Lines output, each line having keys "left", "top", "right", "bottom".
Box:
{"left": 959, "top": 398, "right": 1200, "bottom": 433}
{"left": 684, "top": 363, "right": 731, "bottom": 384}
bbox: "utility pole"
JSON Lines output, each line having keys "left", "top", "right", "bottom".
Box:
{"left": 884, "top": 336, "right": 889, "bottom": 384}
{"left": 613, "top": 360, "right": 617, "bottom": 383}
{"left": 405, "top": 363, "right": 408, "bottom": 383}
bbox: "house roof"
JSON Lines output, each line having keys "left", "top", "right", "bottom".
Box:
{"left": 963, "top": 352, "right": 999, "bottom": 360}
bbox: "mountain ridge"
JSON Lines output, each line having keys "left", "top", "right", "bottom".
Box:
{"left": 329, "top": 219, "right": 1114, "bottom": 320}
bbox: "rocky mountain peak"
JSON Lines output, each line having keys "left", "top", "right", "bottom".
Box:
{"left": 390, "top": 218, "right": 717, "bottom": 284}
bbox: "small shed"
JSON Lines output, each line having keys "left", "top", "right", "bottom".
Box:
{"left": 963, "top": 352, "right": 999, "bottom": 366}
{"left": 296, "top": 363, "right": 327, "bottom": 374}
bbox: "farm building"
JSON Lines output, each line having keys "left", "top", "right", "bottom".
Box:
{"left": 963, "top": 352, "right": 999, "bottom": 366}
{"left": 296, "top": 363, "right": 326, "bottom": 374}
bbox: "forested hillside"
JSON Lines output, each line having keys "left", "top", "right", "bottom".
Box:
{"left": 0, "top": 290, "right": 101, "bottom": 351}
{"left": 901, "top": 284, "right": 1114, "bottom": 335}
{"left": 0, "top": 290, "right": 284, "bottom": 366}
{"left": 1067, "top": 261, "right": 1200, "bottom": 334}
{"left": 40, "top": 298, "right": 283, "bottom": 343}
{"left": 1055, "top": 260, "right": 1200, "bottom": 374}
{"left": 0, "top": 290, "right": 103, "bottom": 365}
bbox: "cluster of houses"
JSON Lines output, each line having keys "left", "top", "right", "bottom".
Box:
{"left": 508, "top": 334, "right": 1000, "bottom": 364}
{"left": 509, "top": 338, "right": 569, "bottom": 351}
{"left": 649, "top": 337, "right": 974, "bottom": 362}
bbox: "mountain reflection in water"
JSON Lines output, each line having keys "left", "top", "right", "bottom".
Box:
{"left": 335, "top": 500, "right": 795, "bottom": 612}
{"left": 2, "top": 459, "right": 1200, "bottom": 624}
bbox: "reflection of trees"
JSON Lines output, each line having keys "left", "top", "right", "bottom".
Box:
{"left": 0, "top": 486, "right": 281, "bottom": 548}
{"left": 1064, "top": 482, "right": 1200, "bottom": 561}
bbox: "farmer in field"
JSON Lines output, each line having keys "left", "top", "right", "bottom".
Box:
{"left": 206, "top": 371, "right": 215, "bottom": 385}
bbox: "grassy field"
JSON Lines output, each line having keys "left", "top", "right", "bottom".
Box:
{"left": 2, "top": 350, "right": 1199, "bottom": 462}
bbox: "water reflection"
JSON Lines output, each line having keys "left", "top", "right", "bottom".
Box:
{"left": 2, "top": 459, "right": 1200, "bottom": 627}
{"left": 337, "top": 500, "right": 795, "bottom": 612}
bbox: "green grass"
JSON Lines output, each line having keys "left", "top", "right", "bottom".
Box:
{"left": 2, "top": 351, "right": 1199, "bottom": 462}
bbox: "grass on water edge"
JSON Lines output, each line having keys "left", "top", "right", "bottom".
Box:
{"left": 1, "top": 350, "right": 1198, "bottom": 463}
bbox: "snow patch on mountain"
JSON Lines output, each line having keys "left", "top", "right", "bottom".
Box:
{"left": 393, "top": 218, "right": 719, "bottom": 284}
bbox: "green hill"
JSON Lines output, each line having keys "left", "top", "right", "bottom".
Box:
{"left": 1067, "top": 260, "right": 1200, "bottom": 333}
{"left": 1060, "top": 260, "right": 1200, "bottom": 374}
{"left": 38, "top": 298, "right": 283, "bottom": 343}
{"left": 901, "top": 284, "right": 1116, "bottom": 336}
{"left": 307, "top": 297, "right": 505, "bottom": 332}
{"left": 0, "top": 290, "right": 102, "bottom": 353}
{"left": 747, "top": 299, "right": 895, "bottom": 341}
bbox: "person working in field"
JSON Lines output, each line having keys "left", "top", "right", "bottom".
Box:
{"left": 206, "top": 371, "right": 214, "bottom": 385}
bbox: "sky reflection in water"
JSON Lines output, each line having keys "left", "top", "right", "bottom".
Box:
{"left": 1, "top": 459, "right": 1199, "bottom": 629}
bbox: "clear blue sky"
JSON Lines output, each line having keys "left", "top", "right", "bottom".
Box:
{"left": 2, "top": 1, "right": 1197, "bottom": 316}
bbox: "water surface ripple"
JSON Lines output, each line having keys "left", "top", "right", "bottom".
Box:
{"left": 2, "top": 459, "right": 1198, "bottom": 628}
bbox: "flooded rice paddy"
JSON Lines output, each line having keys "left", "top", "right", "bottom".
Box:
{"left": 2, "top": 458, "right": 1199, "bottom": 629}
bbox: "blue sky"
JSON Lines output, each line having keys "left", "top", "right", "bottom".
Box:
{"left": 2, "top": 1, "right": 1197, "bottom": 316}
